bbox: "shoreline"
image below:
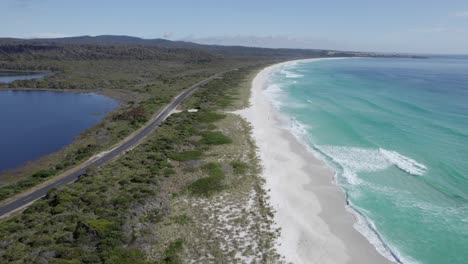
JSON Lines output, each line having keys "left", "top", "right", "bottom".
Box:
{"left": 0, "top": 89, "right": 122, "bottom": 179}
{"left": 238, "top": 59, "right": 395, "bottom": 263}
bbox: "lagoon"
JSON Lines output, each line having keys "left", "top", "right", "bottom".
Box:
{"left": 0, "top": 90, "right": 118, "bottom": 172}
{"left": 0, "top": 71, "right": 50, "bottom": 83}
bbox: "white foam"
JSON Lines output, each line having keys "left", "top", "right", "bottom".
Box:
{"left": 316, "top": 146, "right": 427, "bottom": 185}
{"left": 286, "top": 117, "right": 309, "bottom": 137}
{"left": 263, "top": 83, "right": 285, "bottom": 109}
{"left": 276, "top": 118, "right": 428, "bottom": 185}
{"left": 347, "top": 207, "right": 399, "bottom": 262}
{"left": 318, "top": 146, "right": 389, "bottom": 185}
{"left": 379, "top": 149, "right": 427, "bottom": 176}
{"left": 280, "top": 69, "right": 304, "bottom": 79}
{"left": 319, "top": 146, "right": 390, "bottom": 172}
{"left": 348, "top": 206, "right": 421, "bottom": 264}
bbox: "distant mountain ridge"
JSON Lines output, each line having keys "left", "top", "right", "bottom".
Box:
{"left": 0, "top": 35, "right": 426, "bottom": 59}
{"left": 27, "top": 35, "right": 203, "bottom": 49}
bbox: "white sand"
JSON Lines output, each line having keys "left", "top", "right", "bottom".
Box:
{"left": 237, "top": 59, "right": 394, "bottom": 264}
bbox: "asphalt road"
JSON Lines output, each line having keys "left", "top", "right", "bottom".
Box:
{"left": 0, "top": 70, "right": 231, "bottom": 218}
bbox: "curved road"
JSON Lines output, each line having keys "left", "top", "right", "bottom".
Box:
{"left": 0, "top": 70, "right": 232, "bottom": 218}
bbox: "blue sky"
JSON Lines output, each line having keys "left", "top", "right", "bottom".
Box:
{"left": 2, "top": 0, "right": 468, "bottom": 54}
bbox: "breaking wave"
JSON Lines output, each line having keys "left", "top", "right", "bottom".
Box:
{"left": 280, "top": 69, "right": 304, "bottom": 79}
{"left": 318, "top": 146, "right": 427, "bottom": 185}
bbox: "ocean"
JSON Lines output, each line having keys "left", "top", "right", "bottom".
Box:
{"left": 267, "top": 57, "right": 468, "bottom": 264}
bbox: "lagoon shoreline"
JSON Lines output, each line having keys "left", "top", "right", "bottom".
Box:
{"left": 238, "top": 59, "right": 395, "bottom": 264}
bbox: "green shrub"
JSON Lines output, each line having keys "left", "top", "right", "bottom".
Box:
{"left": 200, "top": 131, "right": 232, "bottom": 145}
{"left": 105, "top": 248, "right": 147, "bottom": 264}
{"left": 195, "top": 111, "right": 226, "bottom": 123}
{"left": 189, "top": 163, "right": 225, "bottom": 196}
{"left": 88, "top": 219, "right": 112, "bottom": 234}
{"left": 161, "top": 240, "right": 184, "bottom": 264}
{"left": 32, "top": 169, "right": 56, "bottom": 179}
{"left": 171, "top": 214, "right": 192, "bottom": 225}
{"left": 189, "top": 176, "right": 224, "bottom": 196}
{"left": 230, "top": 161, "right": 249, "bottom": 175}
{"left": 203, "top": 162, "right": 224, "bottom": 178}
{"left": 163, "top": 168, "right": 176, "bottom": 177}
{"left": 168, "top": 150, "right": 202, "bottom": 161}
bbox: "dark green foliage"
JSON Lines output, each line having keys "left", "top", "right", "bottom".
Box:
{"left": 113, "top": 106, "right": 148, "bottom": 125}
{"left": 162, "top": 168, "right": 176, "bottom": 177}
{"left": 0, "top": 168, "right": 58, "bottom": 200}
{"left": 203, "top": 162, "right": 225, "bottom": 178}
{"left": 161, "top": 240, "right": 184, "bottom": 264}
{"left": 0, "top": 41, "right": 216, "bottom": 63}
{"left": 103, "top": 248, "right": 147, "bottom": 264}
{"left": 230, "top": 161, "right": 249, "bottom": 175}
{"left": 188, "top": 163, "right": 225, "bottom": 196}
{"left": 195, "top": 111, "right": 226, "bottom": 123}
{"left": 168, "top": 150, "right": 202, "bottom": 161}
{"left": 200, "top": 131, "right": 232, "bottom": 145}
{"left": 171, "top": 214, "right": 192, "bottom": 225}
{"left": 188, "top": 175, "right": 224, "bottom": 197}
{"left": 32, "top": 169, "right": 56, "bottom": 178}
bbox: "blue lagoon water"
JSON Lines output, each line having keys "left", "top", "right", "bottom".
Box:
{"left": 0, "top": 72, "right": 49, "bottom": 83}
{"left": 0, "top": 90, "right": 118, "bottom": 172}
{"left": 268, "top": 57, "right": 468, "bottom": 263}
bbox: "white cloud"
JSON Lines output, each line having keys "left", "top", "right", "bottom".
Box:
{"left": 407, "top": 26, "right": 465, "bottom": 34}
{"left": 31, "top": 32, "right": 70, "bottom": 38}
{"left": 162, "top": 32, "right": 173, "bottom": 39}
{"left": 454, "top": 10, "right": 468, "bottom": 17}
{"left": 180, "top": 35, "right": 341, "bottom": 50}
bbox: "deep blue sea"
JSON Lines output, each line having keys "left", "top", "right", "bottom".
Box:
{"left": 268, "top": 57, "right": 468, "bottom": 264}
{"left": 0, "top": 90, "right": 118, "bottom": 172}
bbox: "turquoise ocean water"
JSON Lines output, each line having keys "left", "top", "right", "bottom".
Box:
{"left": 268, "top": 57, "right": 468, "bottom": 264}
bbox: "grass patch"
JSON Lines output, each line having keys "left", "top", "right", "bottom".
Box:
{"left": 203, "top": 162, "right": 225, "bottom": 178}
{"left": 168, "top": 150, "right": 202, "bottom": 161}
{"left": 171, "top": 214, "right": 192, "bottom": 225}
{"left": 230, "top": 161, "right": 249, "bottom": 175}
{"left": 88, "top": 219, "right": 112, "bottom": 235}
{"left": 188, "top": 163, "right": 225, "bottom": 196}
{"left": 161, "top": 239, "right": 184, "bottom": 264}
{"left": 195, "top": 111, "right": 226, "bottom": 123}
{"left": 200, "top": 131, "right": 232, "bottom": 145}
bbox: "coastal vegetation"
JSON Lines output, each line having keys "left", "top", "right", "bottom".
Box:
{"left": 0, "top": 36, "right": 389, "bottom": 262}
{"left": 0, "top": 55, "right": 281, "bottom": 262}
{"left": 0, "top": 40, "right": 246, "bottom": 200}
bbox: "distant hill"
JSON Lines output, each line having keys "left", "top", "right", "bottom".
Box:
{"left": 0, "top": 35, "right": 426, "bottom": 60}
{"left": 0, "top": 35, "right": 344, "bottom": 59}
{"left": 29, "top": 35, "right": 202, "bottom": 49}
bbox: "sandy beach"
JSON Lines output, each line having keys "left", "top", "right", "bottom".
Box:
{"left": 238, "top": 59, "right": 394, "bottom": 264}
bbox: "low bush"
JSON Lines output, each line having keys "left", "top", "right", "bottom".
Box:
{"left": 200, "top": 131, "right": 232, "bottom": 145}
{"left": 230, "top": 161, "right": 249, "bottom": 175}
{"left": 161, "top": 240, "right": 184, "bottom": 264}
{"left": 195, "top": 111, "right": 226, "bottom": 123}
{"left": 189, "top": 163, "right": 225, "bottom": 196}
{"left": 168, "top": 150, "right": 202, "bottom": 161}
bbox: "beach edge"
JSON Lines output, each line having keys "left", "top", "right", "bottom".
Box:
{"left": 236, "top": 59, "right": 395, "bottom": 264}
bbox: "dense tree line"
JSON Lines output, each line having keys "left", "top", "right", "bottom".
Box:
{"left": 0, "top": 41, "right": 217, "bottom": 64}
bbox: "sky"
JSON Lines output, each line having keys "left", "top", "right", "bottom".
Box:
{"left": 1, "top": 0, "right": 468, "bottom": 54}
